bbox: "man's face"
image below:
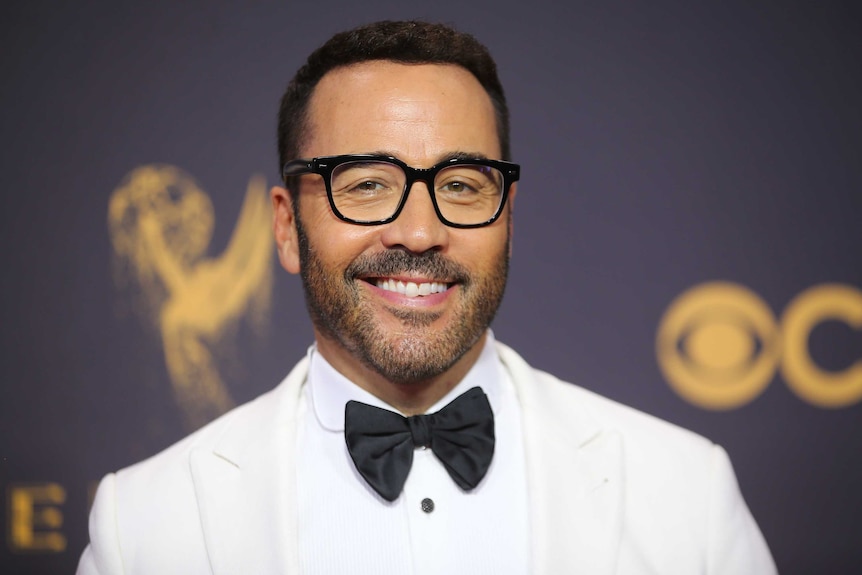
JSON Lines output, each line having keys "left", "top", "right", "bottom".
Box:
{"left": 275, "top": 61, "right": 514, "bottom": 386}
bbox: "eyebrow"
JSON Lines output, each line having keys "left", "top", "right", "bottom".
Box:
{"left": 369, "top": 150, "right": 492, "bottom": 164}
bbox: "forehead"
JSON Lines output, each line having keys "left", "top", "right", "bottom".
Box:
{"left": 303, "top": 61, "right": 500, "bottom": 162}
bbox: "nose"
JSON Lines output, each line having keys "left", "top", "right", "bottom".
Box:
{"left": 379, "top": 181, "right": 449, "bottom": 254}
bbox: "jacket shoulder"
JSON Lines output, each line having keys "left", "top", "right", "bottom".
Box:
{"left": 117, "top": 355, "right": 307, "bottom": 484}
{"left": 497, "top": 341, "right": 713, "bottom": 456}
{"left": 84, "top": 357, "right": 308, "bottom": 573}
{"left": 497, "top": 341, "right": 776, "bottom": 574}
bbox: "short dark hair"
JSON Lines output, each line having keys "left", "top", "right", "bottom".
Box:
{"left": 277, "top": 20, "right": 511, "bottom": 191}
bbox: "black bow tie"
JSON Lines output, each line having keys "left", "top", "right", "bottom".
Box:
{"left": 344, "top": 386, "right": 495, "bottom": 502}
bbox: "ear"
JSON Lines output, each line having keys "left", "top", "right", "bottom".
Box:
{"left": 271, "top": 185, "right": 301, "bottom": 274}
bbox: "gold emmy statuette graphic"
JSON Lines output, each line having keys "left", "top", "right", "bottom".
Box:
{"left": 108, "top": 165, "right": 274, "bottom": 429}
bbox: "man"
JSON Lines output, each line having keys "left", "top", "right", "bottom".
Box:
{"left": 78, "top": 20, "right": 777, "bottom": 574}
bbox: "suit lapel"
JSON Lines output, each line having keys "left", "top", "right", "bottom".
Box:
{"left": 189, "top": 358, "right": 308, "bottom": 575}
{"left": 499, "top": 343, "right": 624, "bottom": 575}
{"left": 186, "top": 345, "right": 622, "bottom": 573}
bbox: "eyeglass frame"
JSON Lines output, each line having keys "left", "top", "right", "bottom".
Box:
{"left": 281, "top": 154, "right": 520, "bottom": 229}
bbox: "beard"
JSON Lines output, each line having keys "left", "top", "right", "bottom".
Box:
{"left": 295, "top": 215, "right": 509, "bottom": 385}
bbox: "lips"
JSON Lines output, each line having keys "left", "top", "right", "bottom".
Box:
{"left": 374, "top": 278, "right": 451, "bottom": 298}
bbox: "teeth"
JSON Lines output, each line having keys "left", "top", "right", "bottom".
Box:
{"left": 375, "top": 278, "right": 449, "bottom": 297}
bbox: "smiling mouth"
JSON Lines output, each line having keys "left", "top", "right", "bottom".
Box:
{"left": 373, "top": 278, "right": 452, "bottom": 298}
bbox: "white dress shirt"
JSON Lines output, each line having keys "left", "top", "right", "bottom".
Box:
{"left": 296, "top": 331, "right": 530, "bottom": 575}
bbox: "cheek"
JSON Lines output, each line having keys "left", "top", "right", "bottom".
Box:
{"left": 302, "top": 205, "right": 382, "bottom": 269}
{"left": 453, "top": 226, "right": 509, "bottom": 267}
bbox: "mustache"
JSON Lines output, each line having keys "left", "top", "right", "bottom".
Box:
{"left": 345, "top": 250, "right": 469, "bottom": 283}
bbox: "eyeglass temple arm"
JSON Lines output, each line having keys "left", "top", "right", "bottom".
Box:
{"left": 282, "top": 159, "right": 314, "bottom": 180}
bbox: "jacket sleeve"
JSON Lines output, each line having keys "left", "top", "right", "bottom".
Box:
{"left": 707, "top": 445, "right": 777, "bottom": 575}
{"left": 76, "top": 474, "right": 125, "bottom": 575}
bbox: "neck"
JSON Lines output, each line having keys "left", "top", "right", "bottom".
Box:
{"left": 313, "top": 331, "right": 488, "bottom": 415}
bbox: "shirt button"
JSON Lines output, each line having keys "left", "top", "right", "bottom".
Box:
{"left": 421, "top": 498, "right": 435, "bottom": 513}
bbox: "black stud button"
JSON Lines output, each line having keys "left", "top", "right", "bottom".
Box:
{"left": 421, "top": 498, "right": 435, "bottom": 513}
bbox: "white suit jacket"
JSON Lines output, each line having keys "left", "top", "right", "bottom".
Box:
{"left": 78, "top": 342, "right": 776, "bottom": 574}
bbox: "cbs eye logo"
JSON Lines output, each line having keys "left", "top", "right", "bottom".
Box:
{"left": 656, "top": 282, "right": 862, "bottom": 410}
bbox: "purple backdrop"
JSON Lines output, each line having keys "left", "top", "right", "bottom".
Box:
{"left": 2, "top": 1, "right": 860, "bottom": 572}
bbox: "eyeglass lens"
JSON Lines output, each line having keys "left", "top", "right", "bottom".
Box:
{"left": 330, "top": 160, "right": 505, "bottom": 225}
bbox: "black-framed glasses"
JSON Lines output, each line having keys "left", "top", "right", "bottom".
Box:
{"left": 282, "top": 154, "right": 520, "bottom": 228}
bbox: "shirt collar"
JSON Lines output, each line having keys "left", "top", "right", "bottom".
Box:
{"left": 308, "top": 330, "right": 504, "bottom": 432}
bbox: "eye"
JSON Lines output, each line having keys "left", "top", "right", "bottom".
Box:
{"left": 352, "top": 180, "right": 385, "bottom": 193}
{"left": 435, "top": 165, "right": 502, "bottom": 199}
{"left": 439, "top": 180, "right": 475, "bottom": 194}
{"left": 331, "top": 161, "right": 403, "bottom": 197}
